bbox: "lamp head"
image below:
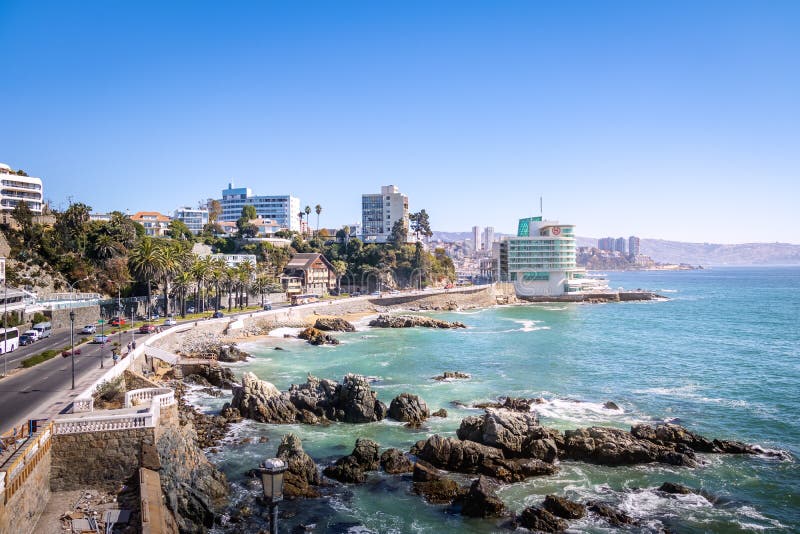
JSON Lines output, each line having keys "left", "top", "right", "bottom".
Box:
{"left": 259, "top": 457, "right": 287, "bottom": 503}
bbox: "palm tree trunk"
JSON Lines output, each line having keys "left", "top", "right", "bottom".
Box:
{"left": 163, "top": 277, "right": 170, "bottom": 317}
{"left": 146, "top": 277, "right": 152, "bottom": 320}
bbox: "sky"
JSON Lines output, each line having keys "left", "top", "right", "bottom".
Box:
{"left": 1, "top": 0, "right": 798, "bottom": 244}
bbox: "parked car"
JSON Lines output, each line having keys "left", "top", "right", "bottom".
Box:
{"left": 351, "top": 291, "right": 361, "bottom": 297}
{"left": 149, "top": 313, "right": 160, "bottom": 320}
{"left": 389, "top": 289, "right": 400, "bottom": 294}
{"left": 263, "top": 302, "right": 273, "bottom": 311}
{"left": 19, "top": 333, "right": 35, "bottom": 346}
{"left": 212, "top": 311, "right": 224, "bottom": 319}
{"left": 80, "top": 325, "right": 97, "bottom": 334}
{"left": 139, "top": 324, "right": 158, "bottom": 334}
{"left": 109, "top": 317, "right": 126, "bottom": 326}
{"left": 163, "top": 317, "right": 177, "bottom": 326}
{"left": 93, "top": 334, "right": 109, "bottom": 344}
{"left": 186, "top": 306, "right": 196, "bottom": 314}
{"left": 371, "top": 291, "right": 381, "bottom": 296}
{"left": 61, "top": 348, "right": 82, "bottom": 357}
{"left": 24, "top": 329, "right": 39, "bottom": 342}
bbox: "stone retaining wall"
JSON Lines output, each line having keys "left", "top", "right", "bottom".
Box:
{"left": 48, "top": 305, "right": 101, "bottom": 330}
{"left": 0, "top": 444, "right": 51, "bottom": 534}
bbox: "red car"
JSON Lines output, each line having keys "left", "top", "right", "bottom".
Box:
{"left": 138, "top": 324, "right": 157, "bottom": 334}
{"left": 61, "top": 348, "right": 82, "bottom": 357}
{"left": 110, "top": 317, "right": 126, "bottom": 326}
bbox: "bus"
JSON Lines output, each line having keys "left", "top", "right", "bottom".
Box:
{"left": 0, "top": 327, "right": 20, "bottom": 354}
{"left": 33, "top": 322, "right": 52, "bottom": 339}
{"left": 290, "top": 294, "right": 320, "bottom": 306}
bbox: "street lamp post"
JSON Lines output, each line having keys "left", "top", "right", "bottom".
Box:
{"left": 259, "top": 458, "right": 286, "bottom": 534}
{"left": 3, "top": 281, "right": 7, "bottom": 378}
{"left": 99, "top": 310, "right": 104, "bottom": 369}
{"left": 69, "top": 309, "right": 75, "bottom": 389}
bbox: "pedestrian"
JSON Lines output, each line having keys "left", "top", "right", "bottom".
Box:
{"left": 132, "top": 340, "right": 137, "bottom": 350}
{"left": 127, "top": 342, "right": 132, "bottom": 353}
{"left": 112, "top": 351, "right": 119, "bottom": 365}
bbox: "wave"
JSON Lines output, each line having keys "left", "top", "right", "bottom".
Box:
{"left": 533, "top": 397, "right": 637, "bottom": 425}
{"left": 660, "top": 289, "right": 679, "bottom": 293}
{"left": 632, "top": 385, "right": 750, "bottom": 409}
{"left": 267, "top": 326, "right": 303, "bottom": 338}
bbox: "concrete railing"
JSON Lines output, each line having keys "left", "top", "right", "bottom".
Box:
{"left": 53, "top": 413, "right": 154, "bottom": 435}
{"left": 143, "top": 345, "right": 180, "bottom": 365}
{"left": 124, "top": 388, "right": 174, "bottom": 409}
{"left": 0, "top": 422, "right": 53, "bottom": 503}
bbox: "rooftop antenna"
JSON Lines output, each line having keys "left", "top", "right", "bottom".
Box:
{"left": 540, "top": 196, "right": 543, "bottom": 216}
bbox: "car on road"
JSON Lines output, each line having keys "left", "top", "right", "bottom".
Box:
{"left": 212, "top": 311, "right": 224, "bottom": 318}
{"left": 139, "top": 324, "right": 158, "bottom": 334}
{"left": 80, "top": 325, "right": 97, "bottom": 334}
{"left": 93, "top": 334, "right": 110, "bottom": 344}
{"left": 61, "top": 348, "right": 82, "bottom": 357}
{"left": 351, "top": 291, "right": 361, "bottom": 297}
{"left": 263, "top": 302, "right": 272, "bottom": 311}
{"left": 109, "top": 317, "right": 126, "bottom": 326}
{"left": 19, "top": 333, "right": 35, "bottom": 346}
{"left": 186, "top": 306, "right": 196, "bottom": 314}
{"left": 371, "top": 291, "right": 381, "bottom": 296}
{"left": 163, "top": 318, "right": 177, "bottom": 326}
{"left": 149, "top": 313, "right": 160, "bottom": 320}
{"left": 24, "top": 330, "right": 40, "bottom": 342}
{"left": 389, "top": 289, "right": 400, "bottom": 294}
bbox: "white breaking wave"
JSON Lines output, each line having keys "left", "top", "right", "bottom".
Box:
{"left": 267, "top": 326, "right": 303, "bottom": 338}
{"left": 534, "top": 397, "right": 638, "bottom": 425}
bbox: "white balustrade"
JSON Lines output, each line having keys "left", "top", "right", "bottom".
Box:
{"left": 124, "top": 388, "right": 173, "bottom": 408}
{"left": 24, "top": 441, "right": 39, "bottom": 460}
{"left": 0, "top": 471, "right": 5, "bottom": 495}
{"left": 72, "top": 398, "right": 94, "bottom": 413}
{"left": 53, "top": 414, "right": 154, "bottom": 435}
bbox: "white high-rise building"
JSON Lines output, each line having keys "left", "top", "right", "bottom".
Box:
{"left": 0, "top": 163, "right": 43, "bottom": 213}
{"left": 361, "top": 185, "right": 411, "bottom": 243}
{"left": 218, "top": 183, "right": 300, "bottom": 232}
{"left": 173, "top": 206, "right": 209, "bottom": 234}
{"left": 472, "top": 226, "right": 482, "bottom": 252}
{"left": 482, "top": 226, "right": 495, "bottom": 251}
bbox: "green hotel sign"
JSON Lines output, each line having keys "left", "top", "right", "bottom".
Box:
{"left": 516, "top": 216, "right": 542, "bottom": 237}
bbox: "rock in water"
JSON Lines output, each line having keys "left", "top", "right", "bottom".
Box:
{"left": 631, "top": 423, "right": 761, "bottom": 455}
{"left": 432, "top": 371, "right": 471, "bottom": 381}
{"left": 658, "top": 482, "right": 695, "bottom": 495}
{"left": 388, "top": 393, "right": 430, "bottom": 424}
{"left": 277, "top": 434, "right": 322, "bottom": 498}
{"left": 461, "top": 476, "right": 506, "bottom": 517}
{"left": 603, "top": 401, "right": 620, "bottom": 410}
{"left": 587, "top": 501, "right": 636, "bottom": 527}
{"left": 323, "top": 438, "right": 381, "bottom": 484}
{"left": 542, "top": 495, "right": 586, "bottom": 519}
{"left": 231, "top": 372, "right": 300, "bottom": 423}
{"left": 336, "top": 374, "right": 388, "bottom": 423}
{"left": 413, "top": 477, "right": 463, "bottom": 505}
{"left": 412, "top": 460, "right": 442, "bottom": 482}
{"left": 368, "top": 314, "right": 466, "bottom": 329}
{"left": 518, "top": 506, "right": 568, "bottom": 532}
{"left": 298, "top": 327, "right": 340, "bottom": 345}
{"left": 563, "top": 426, "right": 697, "bottom": 467}
{"left": 457, "top": 409, "right": 559, "bottom": 462}
{"left": 431, "top": 408, "right": 448, "bottom": 418}
{"left": 380, "top": 448, "right": 413, "bottom": 474}
{"left": 314, "top": 317, "right": 356, "bottom": 332}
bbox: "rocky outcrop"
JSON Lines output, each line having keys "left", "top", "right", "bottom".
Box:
{"left": 473, "top": 396, "right": 533, "bottom": 412}
{"left": 432, "top": 371, "right": 471, "bottom": 381}
{"left": 431, "top": 408, "right": 448, "bottom": 418}
{"left": 388, "top": 393, "right": 430, "bottom": 425}
{"left": 323, "top": 438, "right": 380, "bottom": 484}
{"left": 298, "top": 327, "right": 340, "bottom": 345}
{"left": 563, "top": 426, "right": 698, "bottom": 467}
{"left": 587, "top": 501, "right": 636, "bottom": 527}
{"left": 216, "top": 344, "right": 250, "bottom": 362}
{"left": 368, "top": 315, "right": 466, "bottom": 329}
{"left": 231, "top": 373, "right": 387, "bottom": 425}
{"left": 412, "top": 460, "right": 464, "bottom": 505}
{"left": 457, "top": 409, "right": 559, "bottom": 462}
{"left": 195, "top": 364, "right": 237, "bottom": 389}
{"left": 380, "top": 448, "right": 413, "bottom": 474}
{"left": 631, "top": 423, "right": 764, "bottom": 455}
{"left": 542, "top": 495, "right": 585, "bottom": 519}
{"left": 658, "top": 481, "right": 694, "bottom": 495}
{"left": 313, "top": 317, "right": 356, "bottom": 332}
{"left": 414, "top": 434, "right": 557, "bottom": 483}
{"left": 277, "top": 434, "right": 322, "bottom": 498}
{"left": 461, "top": 476, "right": 506, "bottom": 517}
{"left": 518, "top": 506, "right": 568, "bottom": 532}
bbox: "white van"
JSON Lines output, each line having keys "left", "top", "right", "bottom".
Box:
{"left": 33, "top": 322, "right": 52, "bottom": 339}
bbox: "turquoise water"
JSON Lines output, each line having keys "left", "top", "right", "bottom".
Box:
{"left": 202, "top": 267, "right": 800, "bottom": 533}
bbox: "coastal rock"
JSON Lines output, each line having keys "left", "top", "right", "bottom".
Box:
{"left": 219, "top": 402, "right": 242, "bottom": 423}
{"left": 658, "top": 482, "right": 695, "bottom": 495}
{"left": 217, "top": 343, "right": 250, "bottom": 362}
{"left": 518, "top": 506, "right": 568, "bottom": 532}
{"left": 298, "top": 327, "right": 340, "bottom": 345}
{"left": 323, "top": 438, "right": 380, "bottom": 484}
{"left": 380, "top": 448, "right": 413, "bottom": 474}
{"left": 456, "top": 409, "right": 559, "bottom": 462}
{"left": 313, "top": 317, "right": 356, "bottom": 332}
{"left": 368, "top": 314, "right": 466, "bottom": 329}
{"left": 413, "top": 477, "right": 464, "bottom": 505}
{"left": 603, "top": 401, "right": 620, "bottom": 410}
{"left": 461, "top": 476, "right": 506, "bottom": 518}
{"left": 562, "top": 426, "right": 697, "bottom": 467}
{"left": 412, "top": 460, "right": 442, "bottom": 482}
{"left": 388, "top": 393, "right": 430, "bottom": 424}
{"left": 334, "top": 374, "right": 388, "bottom": 423}
{"left": 473, "top": 397, "right": 531, "bottom": 412}
{"left": 587, "top": 501, "right": 636, "bottom": 527}
{"left": 432, "top": 371, "right": 471, "bottom": 381}
{"left": 196, "top": 364, "right": 237, "bottom": 389}
{"left": 542, "top": 495, "right": 586, "bottom": 519}
{"left": 431, "top": 408, "right": 448, "bottom": 418}
{"left": 231, "top": 372, "right": 299, "bottom": 424}
{"left": 277, "top": 434, "right": 322, "bottom": 498}
{"left": 631, "top": 423, "right": 767, "bottom": 456}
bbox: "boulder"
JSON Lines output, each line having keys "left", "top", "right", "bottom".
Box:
{"left": 380, "top": 448, "right": 413, "bottom": 474}
{"left": 518, "top": 506, "right": 568, "bottom": 532}
{"left": 217, "top": 344, "right": 250, "bottom": 362}
{"left": 413, "top": 477, "right": 464, "bottom": 505}
{"left": 351, "top": 438, "right": 380, "bottom": 471}
{"left": 460, "top": 476, "right": 506, "bottom": 518}
{"left": 563, "top": 426, "right": 697, "bottom": 467}
{"left": 388, "top": 393, "right": 430, "bottom": 424}
{"left": 369, "top": 315, "right": 466, "bottom": 329}
{"left": 658, "top": 482, "right": 694, "bottom": 495}
{"left": 431, "top": 408, "right": 448, "bottom": 418}
{"left": 587, "top": 501, "right": 636, "bottom": 527}
{"left": 603, "top": 401, "right": 620, "bottom": 410}
{"left": 277, "top": 434, "right": 321, "bottom": 498}
{"left": 456, "top": 409, "right": 559, "bottom": 462}
{"left": 631, "top": 423, "right": 717, "bottom": 452}
{"left": 298, "top": 327, "right": 340, "bottom": 345}
{"left": 313, "top": 317, "right": 356, "bottom": 332}
{"left": 323, "top": 438, "right": 380, "bottom": 484}
{"left": 231, "top": 373, "right": 299, "bottom": 424}
{"left": 432, "top": 371, "right": 471, "bottom": 381}
{"left": 334, "top": 374, "right": 388, "bottom": 423}
{"left": 542, "top": 495, "right": 585, "bottom": 519}
{"left": 412, "top": 460, "right": 442, "bottom": 482}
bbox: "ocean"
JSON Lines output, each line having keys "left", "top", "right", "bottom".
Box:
{"left": 199, "top": 267, "right": 800, "bottom": 533}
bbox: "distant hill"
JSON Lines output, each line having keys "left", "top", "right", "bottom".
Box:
{"left": 435, "top": 231, "right": 800, "bottom": 266}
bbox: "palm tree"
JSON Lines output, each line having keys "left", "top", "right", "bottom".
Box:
{"left": 224, "top": 266, "right": 237, "bottom": 311}
{"left": 209, "top": 257, "right": 226, "bottom": 312}
{"left": 252, "top": 272, "right": 270, "bottom": 306}
{"left": 128, "top": 237, "right": 165, "bottom": 320}
{"left": 172, "top": 270, "right": 193, "bottom": 317}
{"left": 159, "top": 242, "right": 182, "bottom": 317}
{"left": 191, "top": 256, "right": 212, "bottom": 313}
{"left": 304, "top": 206, "right": 311, "bottom": 237}
{"left": 315, "top": 204, "right": 322, "bottom": 235}
{"left": 298, "top": 211, "right": 305, "bottom": 234}
{"left": 237, "top": 260, "right": 255, "bottom": 309}
{"left": 93, "top": 234, "right": 121, "bottom": 260}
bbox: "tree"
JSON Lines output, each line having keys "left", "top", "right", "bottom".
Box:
{"left": 331, "top": 259, "right": 347, "bottom": 293}
{"left": 241, "top": 205, "right": 258, "bottom": 220}
{"left": 388, "top": 219, "right": 408, "bottom": 248}
{"left": 304, "top": 206, "right": 312, "bottom": 236}
{"left": 92, "top": 234, "right": 122, "bottom": 260}
{"left": 208, "top": 199, "right": 222, "bottom": 223}
{"left": 11, "top": 200, "right": 34, "bottom": 232}
{"left": 172, "top": 270, "right": 193, "bottom": 317}
{"left": 128, "top": 237, "right": 165, "bottom": 320}
{"left": 237, "top": 260, "right": 255, "bottom": 308}
{"left": 191, "top": 256, "right": 212, "bottom": 313}
{"left": 315, "top": 204, "right": 322, "bottom": 234}
{"left": 410, "top": 209, "right": 433, "bottom": 241}
{"left": 159, "top": 242, "right": 182, "bottom": 316}
{"left": 168, "top": 219, "right": 194, "bottom": 241}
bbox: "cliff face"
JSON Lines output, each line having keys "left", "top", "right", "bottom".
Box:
{"left": 156, "top": 414, "right": 228, "bottom": 533}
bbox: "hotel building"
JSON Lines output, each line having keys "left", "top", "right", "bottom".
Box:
{"left": 361, "top": 185, "right": 411, "bottom": 243}
{"left": 173, "top": 206, "right": 209, "bottom": 235}
{"left": 218, "top": 183, "right": 300, "bottom": 232}
{"left": 495, "top": 216, "right": 602, "bottom": 297}
{"left": 0, "top": 163, "right": 43, "bottom": 214}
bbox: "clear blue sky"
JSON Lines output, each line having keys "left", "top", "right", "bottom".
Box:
{"left": 1, "top": 0, "right": 798, "bottom": 244}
